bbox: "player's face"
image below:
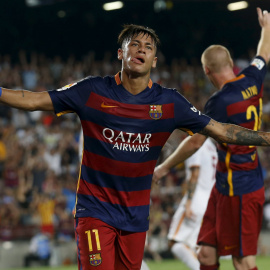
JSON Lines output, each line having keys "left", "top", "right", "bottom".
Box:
{"left": 118, "top": 33, "right": 157, "bottom": 76}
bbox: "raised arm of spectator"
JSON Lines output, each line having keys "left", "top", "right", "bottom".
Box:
{"left": 257, "top": 7, "right": 270, "bottom": 63}
{"left": 0, "top": 88, "right": 54, "bottom": 111}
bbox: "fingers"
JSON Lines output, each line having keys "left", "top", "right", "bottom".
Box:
{"left": 258, "top": 7, "right": 269, "bottom": 17}
{"left": 257, "top": 7, "right": 270, "bottom": 28}
{"left": 257, "top": 7, "right": 262, "bottom": 17}
{"left": 186, "top": 211, "right": 196, "bottom": 221}
{"left": 152, "top": 164, "right": 169, "bottom": 184}
{"left": 152, "top": 172, "right": 161, "bottom": 185}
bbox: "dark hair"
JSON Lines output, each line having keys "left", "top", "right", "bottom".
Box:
{"left": 118, "top": 24, "right": 160, "bottom": 49}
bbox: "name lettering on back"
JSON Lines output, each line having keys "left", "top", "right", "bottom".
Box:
{"left": 241, "top": 85, "right": 258, "bottom": 100}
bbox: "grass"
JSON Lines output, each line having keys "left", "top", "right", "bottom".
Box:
{"left": 7, "top": 256, "right": 270, "bottom": 270}
{"left": 148, "top": 256, "right": 270, "bottom": 269}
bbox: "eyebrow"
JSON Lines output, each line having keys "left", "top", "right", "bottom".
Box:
{"left": 132, "top": 39, "right": 155, "bottom": 47}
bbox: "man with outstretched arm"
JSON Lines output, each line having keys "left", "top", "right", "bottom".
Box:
{"left": 0, "top": 8, "right": 270, "bottom": 270}
{"left": 154, "top": 7, "right": 270, "bottom": 270}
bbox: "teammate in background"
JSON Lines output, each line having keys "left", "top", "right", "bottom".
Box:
{"left": 1, "top": 9, "right": 270, "bottom": 270}
{"left": 168, "top": 138, "right": 217, "bottom": 270}
{"left": 154, "top": 8, "right": 270, "bottom": 270}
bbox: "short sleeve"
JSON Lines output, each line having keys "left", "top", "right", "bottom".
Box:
{"left": 48, "top": 78, "right": 92, "bottom": 116}
{"left": 204, "top": 93, "right": 228, "bottom": 123}
{"left": 173, "top": 90, "right": 211, "bottom": 134}
{"left": 242, "top": 56, "right": 267, "bottom": 84}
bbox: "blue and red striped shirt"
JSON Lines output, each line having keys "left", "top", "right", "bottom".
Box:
{"left": 204, "top": 56, "right": 267, "bottom": 196}
{"left": 49, "top": 72, "right": 210, "bottom": 232}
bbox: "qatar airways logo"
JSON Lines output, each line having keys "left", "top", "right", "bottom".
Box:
{"left": 102, "top": 128, "right": 151, "bottom": 152}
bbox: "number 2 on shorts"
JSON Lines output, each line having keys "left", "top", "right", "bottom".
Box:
{"left": 85, "top": 229, "right": 101, "bottom": 251}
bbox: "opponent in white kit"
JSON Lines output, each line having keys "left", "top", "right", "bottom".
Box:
{"left": 167, "top": 138, "right": 217, "bottom": 270}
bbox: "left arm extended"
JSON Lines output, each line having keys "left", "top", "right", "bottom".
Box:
{"left": 200, "top": 119, "right": 270, "bottom": 146}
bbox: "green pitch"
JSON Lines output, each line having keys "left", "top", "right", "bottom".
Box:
{"left": 148, "top": 257, "right": 270, "bottom": 269}
{"left": 7, "top": 256, "right": 270, "bottom": 270}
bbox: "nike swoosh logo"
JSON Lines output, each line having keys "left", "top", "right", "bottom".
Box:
{"left": 101, "top": 102, "right": 118, "bottom": 108}
{"left": 224, "top": 245, "right": 237, "bottom": 250}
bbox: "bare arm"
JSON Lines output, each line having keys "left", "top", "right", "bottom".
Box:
{"left": 185, "top": 166, "right": 199, "bottom": 220}
{"left": 256, "top": 8, "right": 270, "bottom": 64}
{"left": 153, "top": 116, "right": 270, "bottom": 182}
{"left": 0, "top": 88, "right": 54, "bottom": 111}
{"left": 200, "top": 118, "right": 270, "bottom": 146}
{"left": 153, "top": 133, "right": 207, "bottom": 183}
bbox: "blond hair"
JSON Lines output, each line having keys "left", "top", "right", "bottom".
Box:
{"left": 201, "top": 45, "right": 233, "bottom": 73}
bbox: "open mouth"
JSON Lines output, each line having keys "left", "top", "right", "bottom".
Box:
{"left": 136, "top": 57, "right": 145, "bottom": 63}
{"left": 132, "top": 57, "right": 145, "bottom": 64}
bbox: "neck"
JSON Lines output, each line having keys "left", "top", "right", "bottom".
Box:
{"left": 211, "top": 69, "right": 236, "bottom": 90}
{"left": 120, "top": 70, "right": 151, "bottom": 95}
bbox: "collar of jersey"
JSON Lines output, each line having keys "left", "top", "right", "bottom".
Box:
{"left": 114, "top": 72, "right": 153, "bottom": 89}
{"left": 223, "top": 74, "right": 245, "bottom": 86}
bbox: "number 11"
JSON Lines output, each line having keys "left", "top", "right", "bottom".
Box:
{"left": 85, "top": 229, "right": 101, "bottom": 251}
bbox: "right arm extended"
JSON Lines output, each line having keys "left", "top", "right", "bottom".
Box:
{"left": 256, "top": 7, "right": 270, "bottom": 63}
{"left": 0, "top": 88, "right": 54, "bottom": 111}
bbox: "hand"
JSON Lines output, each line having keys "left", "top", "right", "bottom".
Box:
{"left": 185, "top": 199, "right": 196, "bottom": 221}
{"left": 257, "top": 7, "right": 270, "bottom": 28}
{"left": 152, "top": 164, "right": 169, "bottom": 184}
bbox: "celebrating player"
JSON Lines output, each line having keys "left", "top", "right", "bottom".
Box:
{"left": 1, "top": 8, "right": 270, "bottom": 270}
{"left": 154, "top": 7, "right": 270, "bottom": 270}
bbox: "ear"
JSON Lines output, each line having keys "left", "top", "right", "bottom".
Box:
{"left": 152, "top": 57, "right": 158, "bottom": 68}
{"left": 204, "top": 65, "right": 210, "bottom": 75}
{"left": 230, "top": 59, "right": 234, "bottom": 68}
{"left": 118, "top": 48, "right": 123, "bottom": 60}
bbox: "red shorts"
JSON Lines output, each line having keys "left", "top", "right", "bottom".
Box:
{"left": 197, "top": 186, "right": 264, "bottom": 257}
{"left": 74, "top": 217, "right": 146, "bottom": 270}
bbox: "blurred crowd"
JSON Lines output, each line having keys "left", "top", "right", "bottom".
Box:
{"left": 0, "top": 49, "right": 270, "bottom": 259}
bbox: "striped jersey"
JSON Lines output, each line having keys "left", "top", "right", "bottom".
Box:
{"left": 204, "top": 56, "right": 267, "bottom": 196}
{"left": 48, "top": 72, "right": 210, "bottom": 232}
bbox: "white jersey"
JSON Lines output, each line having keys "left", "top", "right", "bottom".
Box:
{"left": 185, "top": 138, "right": 217, "bottom": 191}
{"left": 168, "top": 138, "right": 217, "bottom": 248}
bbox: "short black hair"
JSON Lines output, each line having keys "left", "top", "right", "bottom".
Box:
{"left": 118, "top": 24, "right": 160, "bottom": 49}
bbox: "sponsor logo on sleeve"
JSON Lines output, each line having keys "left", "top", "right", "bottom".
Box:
{"left": 190, "top": 106, "right": 201, "bottom": 115}
{"left": 251, "top": 58, "right": 265, "bottom": 70}
{"left": 57, "top": 82, "right": 77, "bottom": 91}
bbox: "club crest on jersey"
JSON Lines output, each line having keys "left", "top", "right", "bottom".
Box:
{"left": 89, "top": 253, "right": 102, "bottom": 266}
{"left": 149, "top": 105, "right": 162, "bottom": 120}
